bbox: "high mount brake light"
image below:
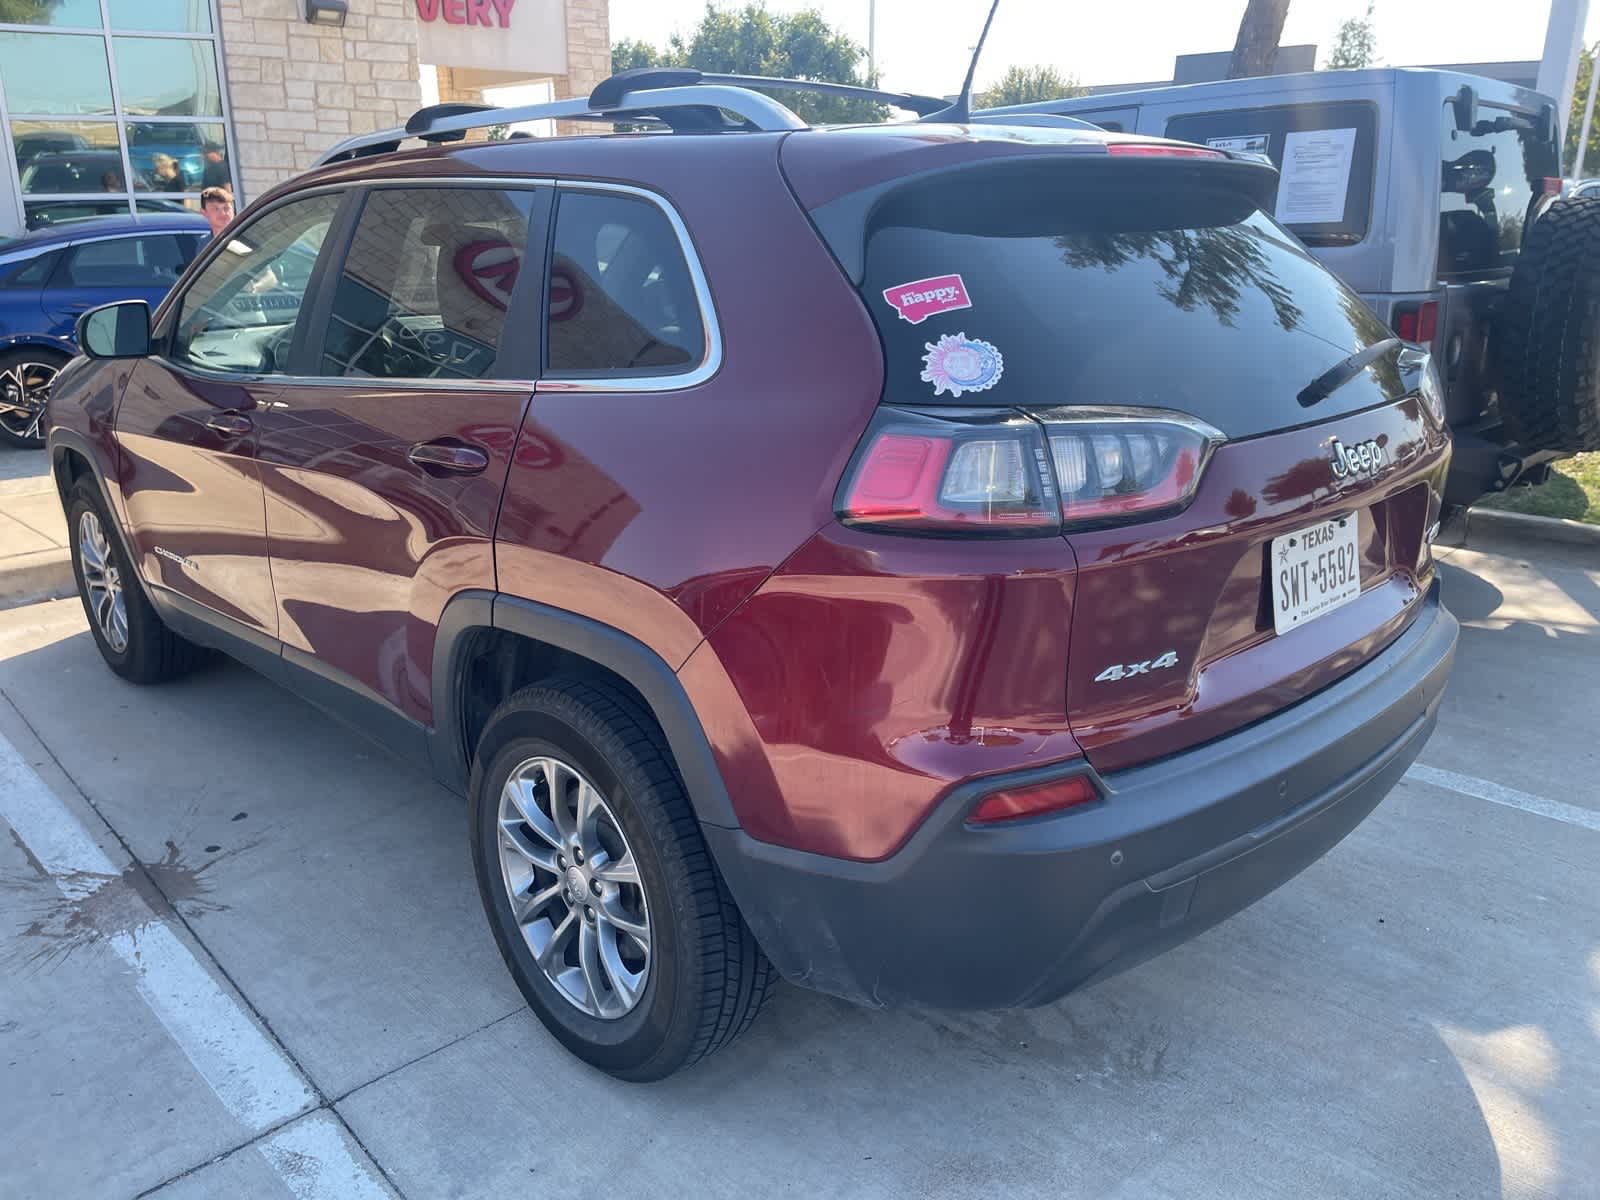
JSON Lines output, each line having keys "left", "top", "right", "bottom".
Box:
{"left": 837, "top": 406, "right": 1224, "bottom": 536}
{"left": 1105, "top": 143, "right": 1226, "bottom": 160}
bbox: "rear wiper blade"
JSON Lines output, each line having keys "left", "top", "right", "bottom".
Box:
{"left": 1297, "top": 337, "right": 1402, "bottom": 408}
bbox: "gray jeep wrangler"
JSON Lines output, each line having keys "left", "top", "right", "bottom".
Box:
{"left": 999, "top": 68, "right": 1597, "bottom": 506}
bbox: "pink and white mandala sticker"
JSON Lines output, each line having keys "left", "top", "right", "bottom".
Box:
{"left": 920, "top": 333, "right": 1004, "bottom": 398}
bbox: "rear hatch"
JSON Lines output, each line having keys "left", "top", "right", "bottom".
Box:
{"left": 809, "top": 139, "right": 1447, "bottom": 773}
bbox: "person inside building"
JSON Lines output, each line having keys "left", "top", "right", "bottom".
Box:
{"left": 202, "top": 142, "right": 230, "bottom": 189}
{"left": 201, "top": 185, "right": 234, "bottom": 239}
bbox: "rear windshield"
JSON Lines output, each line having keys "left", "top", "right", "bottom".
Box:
{"left": 860, "top": 167, "right": 1403, "bottom": 440}
{"left": 1164, "top": 102, "right": 1378, "bottom": 247}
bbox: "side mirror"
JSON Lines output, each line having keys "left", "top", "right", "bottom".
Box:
{"left": 77, "top": 300, "right": 151, "bottom": 360}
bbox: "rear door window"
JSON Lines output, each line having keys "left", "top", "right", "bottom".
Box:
{"left": 543, "top": 189, "right": 707, "bottom": 378}
{"left": 61, "top": 234, "right": 188, "bottom": 288}
{"left": 859, "top": 165, "right": 1401, "bottom": 440}
{"left": 1438, "top": 103, "right": 1557, "bottom": 278}
{"left": 1164, "top": 102, "right": 1378, "bottom": 247}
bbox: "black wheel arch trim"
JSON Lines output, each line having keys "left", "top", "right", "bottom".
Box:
{"left": 429, "top": 591, "right": 739, "bottom": 829}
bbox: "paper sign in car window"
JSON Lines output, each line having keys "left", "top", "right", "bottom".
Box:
{"left": 1275, "top": 127, "right": 1358, "bottom": 225}
{"left": 1206, "top": 133, "right": 1270, "bottom": 155}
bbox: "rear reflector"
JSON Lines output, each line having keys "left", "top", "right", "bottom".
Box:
{"left": 1394, "top": 300, "right": 1439, "bottom": 345}
{"left": 969, "top": 774, "right": 1098, "bottom": 823}
{"left": 1106, "top": 143, "right": 1225, "bottom": 160}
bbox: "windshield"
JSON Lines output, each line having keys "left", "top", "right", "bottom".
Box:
{"left": 859, "top": 171, "right": 1404, "bottom": 439}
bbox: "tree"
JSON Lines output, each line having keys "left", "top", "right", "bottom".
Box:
{"left": 1228, "top": 0, "right": 1291, "bottom": 79}
{"left": 1326, "top": 3, "right": 1377, "bottom": 70}
{"left": 610, "top": 4, "right": 885, "bottom": 124}
{"left": 975, "top": 65, "right": 1084, "bottom": 109}
{"left": 1567, "top": 42, "right": 1600, "bottom": 178}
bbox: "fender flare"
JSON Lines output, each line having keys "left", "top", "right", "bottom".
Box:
{"left": 429, "top": 591, "right": 740, "bottom": 831}
{"left": 47, "top": 427, "right": 134, "bottom": 561}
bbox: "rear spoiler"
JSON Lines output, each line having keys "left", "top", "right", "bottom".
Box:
{"left": 803, "top": 148, "right": 1280, "bottom": 285}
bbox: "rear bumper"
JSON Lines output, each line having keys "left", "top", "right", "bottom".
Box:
{"left": 708, "top": 583, "right": 1457, "bottom": 1009}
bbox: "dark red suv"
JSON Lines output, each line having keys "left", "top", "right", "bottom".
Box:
{"left": 47, "top": 74, "right": 1457, "bottom": 1080}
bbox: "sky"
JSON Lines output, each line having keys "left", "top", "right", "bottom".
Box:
{"left": 608, "top": 0, "right": 1600, "bottom": 98}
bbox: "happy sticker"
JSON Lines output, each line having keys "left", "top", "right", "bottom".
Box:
{"left": 921, "top": 333, "right": 1003, "bottom": 398}
{"left": 884, "top": 273, "right": 972, "bottom": 324}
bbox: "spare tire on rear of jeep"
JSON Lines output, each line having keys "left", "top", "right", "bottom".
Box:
{"left": 1497, "top": 194, "right": 1600, "bottom": 452}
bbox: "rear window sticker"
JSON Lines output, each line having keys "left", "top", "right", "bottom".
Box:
{"left": 1206, "top": 133, "right": 1270, "bottom": 155}
{"left": 883, "top": 273, "right": 972, "bottom": 325}
{"left": 921, "top": 333, "right": 1003, "bottom": 398}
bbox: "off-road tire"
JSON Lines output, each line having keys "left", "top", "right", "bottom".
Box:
{"left": 469, "top": 678, "right": 775, "bottom": 1080}
{"left": 65, "top": 479, "right": 208, "bottom": 683}
{"left": 1498, "top": 195, "right": 1600, "bottom": 452}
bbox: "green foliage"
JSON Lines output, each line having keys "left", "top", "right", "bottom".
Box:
{"left": 1326, "top": 3, "right": 1378, "bottom": 70}
{"left": 0, "top": 0, "right": 56, "bottom": 20}
{"left": 974, "top": 65, "right": 1084, "bottom": 110}
{"left": 610, "top": 3, "right": 886, "bottom": 125}
{"left": 1567, "top": 43, "right": 1600, "bottom": 178}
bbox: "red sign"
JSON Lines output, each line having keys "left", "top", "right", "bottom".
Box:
{"left": 415, "top": 0, "right": 515, "bottom": 28}
{"left": 883, "top": 273, "right": 972, "bottom": 325}
{"left": 548, "top": 267, "right": 584, "bottom": 322}
{"left": 453, "top": 239, "right": 520, "bottom": 310}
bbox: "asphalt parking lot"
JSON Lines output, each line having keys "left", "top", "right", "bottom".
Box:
{"left": 1, "top": 532, "right": 1596, "bottom": 1200}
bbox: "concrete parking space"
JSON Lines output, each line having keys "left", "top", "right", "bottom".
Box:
{"left": 0, "top": 447, "right": 72, "bottom": 608}
{"left": 1, "top": 539, "right": 1596, "bottom": 1199}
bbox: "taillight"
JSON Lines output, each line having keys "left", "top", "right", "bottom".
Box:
{"left": 1105, "top": 143, "right": 1226, "bottom": 160}
{"left": 969, "top": 773, "right": 1098, "bottom": 824}
{"left": 837, "top": 407, "right": 1058, "bottom": 535}
{"left": 1394, "top": 300, "right": 1439, "bottom": 345}
{"left": 837, "top": 406, "right": 1223, "bottom": 536}
{"left": 1038, "top": 406, "right": 1223, "bottom": 528}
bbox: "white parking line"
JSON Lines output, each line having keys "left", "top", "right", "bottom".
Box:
{"left": 1406, "top": 763, "right": 1600, "bottom": 834}
{"left": 0, "top": 730, "right": 395, "bottom": 1198}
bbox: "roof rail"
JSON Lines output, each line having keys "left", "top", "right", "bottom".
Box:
{"left": 314, "top": 69, "right": 947, "bottom": 166}
{"left": 316, "top": 79, "right": 812, "bottom": 166}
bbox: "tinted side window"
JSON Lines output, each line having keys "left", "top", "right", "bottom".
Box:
{"left": 63, "top": 234, "right": 188, "bottom": 287}
{"left": 320, "top": 186, "right": 535, "bottom": 381}
{"left": 0, "top": 249, "right": 59, "bottom": 288}
{"left": 171, "top": 192, "right": 340, "bottom": 376}
{"left": 545, "top": 190, "right": 706, "bottom": 376}
{"left": 1164, "top": 102, "right": 1378, "bottom": 247}
{"left": 1438, "top": 104, "right": 1556, "bottom": 278}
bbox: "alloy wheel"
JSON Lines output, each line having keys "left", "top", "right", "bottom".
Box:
{"left": 0, "top": 360, "right": 59, "bottom": 441}
{"left": 77, "top": 510, "right": 129, "bottom": 653}
{"left": 496, "top": 755, "right": 651, "bottom": 1019}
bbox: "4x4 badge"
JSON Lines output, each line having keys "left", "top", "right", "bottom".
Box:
{"left": 1330, "top": 438, "right": 1385, "bottom": 480}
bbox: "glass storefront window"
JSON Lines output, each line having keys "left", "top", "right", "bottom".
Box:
{"left": 12, "top": 120, "right": 123, "bottom": 192}
{"left": 113, "top": 38, "right": 222, "bottom": 117}
{"left": 0, "top": 32, "right": 113, "bottom": 114}
{"left": 0, "top": 0, "right": 103, "bottom": 27}
{"left": 137, "top": 196, "right": 200, "bottom": 215}
{"left": 108, "top": 0, "right": 213, "bottom": 33}
{"left": 25, "top": 199, "right": 131, "bottom": 230}
{"left": 126, "top": 121, "right": 228, "bottom": 192}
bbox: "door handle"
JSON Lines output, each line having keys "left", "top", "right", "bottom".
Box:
{"left": 205, "top": 412, "right": 253, "bottom": 437}
{"left": 408, "top": 441, "right": 489, "bottom": 474}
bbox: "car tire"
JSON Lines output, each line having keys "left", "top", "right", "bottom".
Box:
{"left": 469, "top": 678, "right": 775, "bottom": 1081}
{"left": 65, "top": 479, "right": 208, "bottom": 684}
{"left": 0, "top": 348, "right": 68, "bottom": 449}
{"left": 1498, "top": 194, "right": 1600, "bottom": 452}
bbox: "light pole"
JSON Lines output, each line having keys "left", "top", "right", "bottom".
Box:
{"left": 868, "top": 0, "right": 877, "bottom": 82}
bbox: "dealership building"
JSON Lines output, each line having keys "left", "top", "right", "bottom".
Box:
{"left": 0, "top": 0, "right": 610, "bottom": 237}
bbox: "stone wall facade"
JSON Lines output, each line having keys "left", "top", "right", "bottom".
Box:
{"left": 218, "top": 0, "right": 612, "bottom": 204}
{"left": 218, "top": 0, "right": 423, "bottom": 204}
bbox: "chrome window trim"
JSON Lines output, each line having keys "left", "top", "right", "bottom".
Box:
{"left": 534, "top": 179, "right": 723, "bottom": 395}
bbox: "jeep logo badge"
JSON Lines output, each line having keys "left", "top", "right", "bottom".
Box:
{"left": 1329, "top": 438, "right": 1384, "bottom": 480}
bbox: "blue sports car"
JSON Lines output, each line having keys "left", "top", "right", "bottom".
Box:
{"left": 0, "top": 213, "right": 209, "bottom": 446}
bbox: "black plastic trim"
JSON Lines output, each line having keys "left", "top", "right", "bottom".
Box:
{"left": 486, "top": 595, "right": 739, "bottom": 829}
{"left": 427, "top": 589, "right": 496, "bottom": 794}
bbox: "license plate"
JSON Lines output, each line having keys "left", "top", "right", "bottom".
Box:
{"left": 1271, "top": 516, "right": 1361, "bottom": 636}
